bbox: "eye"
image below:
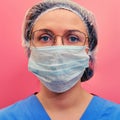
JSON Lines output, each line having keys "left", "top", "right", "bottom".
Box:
{"left": 37, "top": 34, "right": 53, "bottom": 42}
{"left": 67, "top": 35, "right": 80, "bottom": 43}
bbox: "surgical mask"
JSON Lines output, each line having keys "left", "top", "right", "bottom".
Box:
{"left": 28, "top": 46, "right": 89, "bottom": 93}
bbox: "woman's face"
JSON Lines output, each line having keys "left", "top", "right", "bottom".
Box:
{"left": 31, "top": 9, "right": 88, "bottom": 47}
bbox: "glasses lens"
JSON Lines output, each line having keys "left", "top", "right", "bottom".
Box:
{"left": 63, "top": 31, "right": 86, "bottom": 46}
{"left": 32, "top": 30, "right": 54, "bottom": 47}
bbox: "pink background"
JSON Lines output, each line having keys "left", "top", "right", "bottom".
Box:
{"left": 0, "top": 0, "right": 120, "bottom": 108}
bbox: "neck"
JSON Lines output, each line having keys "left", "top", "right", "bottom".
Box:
{"left": 36, "top": 81, "right": 93, "bottom": 111}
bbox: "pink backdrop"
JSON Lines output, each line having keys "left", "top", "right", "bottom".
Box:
{"left": 0, "top": 0, "right": 120, "bottom": 108}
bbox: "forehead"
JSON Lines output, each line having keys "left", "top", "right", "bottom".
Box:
{"left": 33, "top": 9, "right": 87, "bottom": 34}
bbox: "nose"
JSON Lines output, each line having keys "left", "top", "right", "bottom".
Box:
{"left": 53, "top": 35, "right": 64, "bottom": 46}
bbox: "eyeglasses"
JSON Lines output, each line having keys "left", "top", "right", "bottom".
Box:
{"left": 30, "top": 29, "right": 88, "bottom": 47}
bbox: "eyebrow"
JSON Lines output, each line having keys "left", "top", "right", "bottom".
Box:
{"left": 33, "top": 29, "right": 54, "bottom": 34}
{"left": 33, "top": 28, "right": 85, "bottom": 35}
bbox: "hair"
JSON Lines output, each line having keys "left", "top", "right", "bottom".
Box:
{"left": 22, "top": 0, "right": 98, "bottom": 82}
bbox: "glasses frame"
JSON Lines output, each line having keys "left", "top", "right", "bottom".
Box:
{"left": 30, "top": 29, "right": 88, "bottom": 47}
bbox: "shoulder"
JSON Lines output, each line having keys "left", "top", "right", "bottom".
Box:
{"left": 0, "top": 95, "right": 36, "bottom": 120}
{"left": 94, "top": 96, "right": 120, "bottom": 119}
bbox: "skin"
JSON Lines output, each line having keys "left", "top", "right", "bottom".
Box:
{"left": 31, "top": 9, "right": 93, "bottom": 120}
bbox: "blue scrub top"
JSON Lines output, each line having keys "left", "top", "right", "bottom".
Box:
{"left": 0, "top": 95, "right": 120, "bottom": 120}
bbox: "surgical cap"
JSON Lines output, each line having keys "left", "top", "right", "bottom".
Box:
{"left": 22, "top": 0, "right": 98, "bottom": 82}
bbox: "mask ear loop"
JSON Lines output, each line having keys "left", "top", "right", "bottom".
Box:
{"left": 27, "top": 40, "right": 36, "bottom": 57}
{"left": 26, "top": 28, "right": 36, "bottom": 57}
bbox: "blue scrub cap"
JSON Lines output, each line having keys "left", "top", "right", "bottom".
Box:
{"left": 22, "top": 0, "right": 98, "bottom": 82}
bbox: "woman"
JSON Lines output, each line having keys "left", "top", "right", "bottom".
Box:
{"left": 0, "top": 0, "right": 120, "bottom": 120}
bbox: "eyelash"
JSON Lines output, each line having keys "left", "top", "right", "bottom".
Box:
{"left": 66, "top": 34, "right": 80, "bottom": 42}
{"left": 38, "top": 34, "right": 53, "bottom": 41}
